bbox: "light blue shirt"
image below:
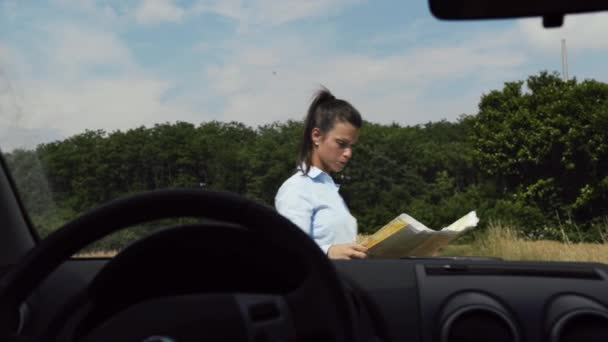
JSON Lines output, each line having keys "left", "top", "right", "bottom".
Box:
{"left": 275, "top": 165, "right": 358, "bottom": 254}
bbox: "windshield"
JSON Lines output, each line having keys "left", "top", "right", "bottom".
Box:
{"left": 1, "top": 1, "right": 607, "bottom": 261}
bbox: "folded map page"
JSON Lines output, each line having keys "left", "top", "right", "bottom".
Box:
{"left": 361, "top": 211, "right": 479, "bottom": 259}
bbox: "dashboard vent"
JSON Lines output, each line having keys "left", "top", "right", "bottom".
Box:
{"left": 547, "top": 295, "right": 608, "bottom": 342}
{"left": 439, "top": 292, "right": 519, "bottom": 342}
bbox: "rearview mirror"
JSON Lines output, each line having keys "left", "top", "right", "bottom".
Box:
{"left": 428, "top": 0, "right": 608, "bottom": 28}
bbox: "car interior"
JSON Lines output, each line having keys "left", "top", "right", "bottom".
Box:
{"left": 1, "top": 1, "right": 608, "bottom": 341}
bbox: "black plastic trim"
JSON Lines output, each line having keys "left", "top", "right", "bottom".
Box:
{"left": 0, "top": 151, "right": 40, "bottom": 243}
{"left": 425, "top": 264, "right": 602, "bottom": 279}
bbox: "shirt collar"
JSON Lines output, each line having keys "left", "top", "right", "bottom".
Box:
{"left": 299, "top": 164, "right": 340, "bottom": 188}
{"left": 298, "top": 163, "right": 324, "bottom": 178}
{"left": 307, "top": 165, "right": 324, "bottom": 179}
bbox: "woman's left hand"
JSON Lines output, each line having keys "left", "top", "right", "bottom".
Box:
{"left": 327, "top": 243, "right": 368, "bottom": 260}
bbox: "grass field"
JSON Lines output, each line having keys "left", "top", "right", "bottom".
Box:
{"left": 75, "top": 223, "right": 608, "bottom": 263}
{"left": 74, "top": 250, "right": 118, "bottom": 258}
{"left": 438, "top": 224, "right": 608, "bottom": 263}
{"left": 358, "top": 223, "right": 608, "bottom": 263}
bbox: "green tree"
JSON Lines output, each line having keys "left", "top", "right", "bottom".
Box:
{"left": 472, "top": 71, "right": 608, "bottom": 223}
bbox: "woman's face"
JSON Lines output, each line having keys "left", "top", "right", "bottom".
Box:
{"left": 311, "top": 121, "right": 360, "bottom": 174}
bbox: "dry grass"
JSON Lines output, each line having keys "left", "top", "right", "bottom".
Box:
{"left": 359, "top": 222, "right": 608, "bottom": 263}
{"left": 74, "top": 225, "right": 608, "bottom": 263}
{"left": 72, "top": 250, "right": 119, "bottom": 258}
{"left": 440, "top": 224, "right": 608, "bottom": 263}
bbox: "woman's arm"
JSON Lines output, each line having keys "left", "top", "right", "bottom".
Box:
{"left": 275, "top": 182, "right": 315, "bottom": 231}
{"left": 275, "top": 181, "right": 367, "bottom": 258}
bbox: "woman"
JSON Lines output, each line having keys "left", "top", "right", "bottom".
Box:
{"left": 275, "top": 87, "right": 368, "bottom": 260}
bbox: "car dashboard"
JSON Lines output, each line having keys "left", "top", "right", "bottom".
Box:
{"left": 339, "top": 258, "right": 608, "bottom": 342}
{"left": 10, "top": 257, "right": 608, "bottom": 342}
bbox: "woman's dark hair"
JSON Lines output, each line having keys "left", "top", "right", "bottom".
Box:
{"left": 298, "top": 86, "right": 363, "bottom": 174}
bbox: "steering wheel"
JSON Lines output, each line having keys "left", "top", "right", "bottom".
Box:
{"left": 0, "top": 189, "right": 358, "bottom": 341}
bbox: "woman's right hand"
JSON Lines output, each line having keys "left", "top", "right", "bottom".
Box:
{"left": 327, "top": 243, "right": 368, "bottom": 260}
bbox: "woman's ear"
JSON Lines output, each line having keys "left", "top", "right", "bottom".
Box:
{"left": 311, "top": 128, "right": 322, "bottom": 147}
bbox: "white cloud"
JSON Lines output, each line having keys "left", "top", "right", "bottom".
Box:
{"left": 52, "top": 0, "right": 120, "bottom": 22}
{"left": 366, "top": 19, "right": 429, "bottom": 47}
{"left": 26, "top": 77, "right": 191, "bottom": 133}
{"left": 0, "top": 44, "right": 29, "bottom": 129}
{"left": 193, "top": 0, "right": 362, "bottom": 31}
{"left": 518, "top": 13, "right": 608, "bottom": 53}
{"left": 1, "top": 3, "right": 528, "bottom": 154}
{"left": 53, "top": 0, "right": 99, "bottom": 11}
{"left": 0, "top": 126, "right": 62, "bottom": 152}
{"left": 44, "top": 24, "right": 135, "bottom": 77}
{"left": 135, "top": 0, "right": 185, "bottom": 25}
{"left": 1, "top": 0, "right": 20, "bottom": 22}
{"left": 0, "top": 21, "right": 197, "bottom": 150}
{"left": 200, "top": 31, "right": 526, "bottom": 126}
{"left": 194, "top": 0, "right": 242, "bottom": 22}
{"left": 11, "top": 1, "right": 608, "bottom": 153}
{"left": 251, "top": 0, "right": 361, "bottom": 25}
{"left": 0, "top": 66, "right": 200, "bottom": 151}
{"left": 0, "top": 54, "right": 192, "bottom": 146}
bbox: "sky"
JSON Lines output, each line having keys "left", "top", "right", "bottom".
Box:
{"left": 1, "top": 0, "right": 608, "bottom": 151}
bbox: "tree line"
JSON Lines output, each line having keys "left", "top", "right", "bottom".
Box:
{"left": 4, "top": 71, "right": 608, "bottom": 250}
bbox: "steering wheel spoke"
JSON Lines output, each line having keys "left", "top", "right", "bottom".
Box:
{"left": 75, "top": 293, "right": 298, "bottom": 342}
